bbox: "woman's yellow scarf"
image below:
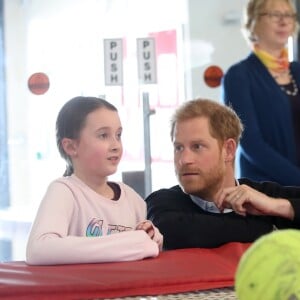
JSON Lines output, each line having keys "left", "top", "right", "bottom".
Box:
{"left": 253, "top": 45, "right": 289, "bottom": 72}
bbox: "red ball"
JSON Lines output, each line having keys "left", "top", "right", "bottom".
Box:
{"left": 203, "top": 65, "right": 224, "bottom": 88}
{"left": 28, "top": 72, "right": 50, "bottom": 95}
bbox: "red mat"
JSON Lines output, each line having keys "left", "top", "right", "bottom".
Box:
{"left": 0, "top": 242, "right": 251, "bottom": 299}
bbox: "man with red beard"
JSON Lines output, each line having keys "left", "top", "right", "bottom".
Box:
{"left": 146, "top": 98, "right": 300, "bottom": 250}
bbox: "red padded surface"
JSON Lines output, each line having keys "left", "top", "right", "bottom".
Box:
{"left": 0, "top": 242, "right": 251, "bottom": 299}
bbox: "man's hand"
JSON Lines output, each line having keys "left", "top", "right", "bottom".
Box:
{"left": 136, "top": 221, "right": 155, "bottom": 239}
{"left": 215, "top": 184, "right": 294, "bottom": 219}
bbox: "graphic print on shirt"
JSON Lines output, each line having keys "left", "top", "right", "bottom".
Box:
{"left": 86, "top": 218, "right": 132, "bottom": 237}
{"left": 86, "top": 218, "right": 103, "bottom": 236}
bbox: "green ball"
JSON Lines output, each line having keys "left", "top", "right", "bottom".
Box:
{"left": 235, "top": 229, "right": 300, "bottom": 300}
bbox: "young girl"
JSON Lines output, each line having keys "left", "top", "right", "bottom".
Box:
{"left": 26, "top": 96, "right": 163, "bottom": 265}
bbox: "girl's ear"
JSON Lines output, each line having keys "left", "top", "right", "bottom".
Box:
{"left": 223, "top": 138, "right": 237, "bottom": 163}
{"left": 61, "top": 138, "right": 77, "bottom": 157}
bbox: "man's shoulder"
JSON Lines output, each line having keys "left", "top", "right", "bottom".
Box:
{"left": 238, "top": 177, "right": 266, "bottom": 190}
{"left": 145, "top": 185, "right": 189, "bottom": 202}
{"left": 238, "top": 177, "right": 256, "bottom": 185}
{"left": 154, "top": 184, "right": 183, "bottom": 193}
{"left": 238, "top": 178, "right": 300, "bottom": 197}
{"left": 147, "top": 184, "right": 185, "bottom": 196}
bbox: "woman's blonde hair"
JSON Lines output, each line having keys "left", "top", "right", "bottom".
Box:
{"left": 243, "top": 0, "right": 298, "bottom": 43}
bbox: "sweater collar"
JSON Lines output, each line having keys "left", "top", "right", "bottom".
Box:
{"left": 189, "top": 179, "right": 239, "bottom": 213}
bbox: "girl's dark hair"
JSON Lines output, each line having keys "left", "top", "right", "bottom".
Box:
{"left": 56, "top": 96, "right": 117, "bottom": 176}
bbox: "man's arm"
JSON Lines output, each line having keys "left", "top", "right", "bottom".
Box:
{"left": 146, "top": 186, "right": 273, "bottom": 249}
{"left": 216, "top": 184, "right": 295, "bottom": 219}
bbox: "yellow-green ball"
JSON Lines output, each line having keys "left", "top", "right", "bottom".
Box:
{"left": 235, "top": 229, "right": 300, "bottom": 300}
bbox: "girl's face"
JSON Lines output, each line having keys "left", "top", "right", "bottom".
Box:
{"left": 254, "top": 0, "right": 296, "bottom": 51}
{"left": 72, "top": 107, "right": 123, "bottom": 180}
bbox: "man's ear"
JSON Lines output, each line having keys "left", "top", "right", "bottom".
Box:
{"left": 61, "top": 138, "right": 77, "bottom": 157}
{"left": 223, "top": 138, "right": 237, "bottom": 162}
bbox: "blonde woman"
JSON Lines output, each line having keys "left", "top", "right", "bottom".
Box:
{"left": 221, "top": 0, "right": 300, "bottom": 185}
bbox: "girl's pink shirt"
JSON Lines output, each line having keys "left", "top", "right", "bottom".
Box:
{"left": 26, "top": 175, "right": 163, "bottom": 265}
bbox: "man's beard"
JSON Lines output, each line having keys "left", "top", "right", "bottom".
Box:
{"left": 177, "top": 160, "right": 224, "bottom": 200}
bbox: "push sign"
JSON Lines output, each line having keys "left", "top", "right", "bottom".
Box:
{"left": 137, "top": 38, "right": 157, "bottom": 84}
{"left": 104, "top": 39, "right": 123, "bottom": 86}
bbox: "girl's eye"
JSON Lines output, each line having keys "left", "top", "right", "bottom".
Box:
{"left": 116, "top": 132, "right": 122, "bottom": 140}
{"left": 99, "top": 133, "right": 108, "bottom": 139}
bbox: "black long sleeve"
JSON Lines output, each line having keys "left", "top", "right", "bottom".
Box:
{"left": 146, "top": 179, "right": 300, "bottom": 250}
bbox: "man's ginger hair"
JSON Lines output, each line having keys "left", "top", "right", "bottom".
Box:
{"left": 170, "top": 98, "right": 244, "bottom": 147}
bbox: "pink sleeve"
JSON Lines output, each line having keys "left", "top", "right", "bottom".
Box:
{"left": 26, "top": 230, "right": 159, "bottom": 265}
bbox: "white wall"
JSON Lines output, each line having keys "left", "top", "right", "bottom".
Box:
{"left": 184, "top": 0, "right": 249, "bottom": 101}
